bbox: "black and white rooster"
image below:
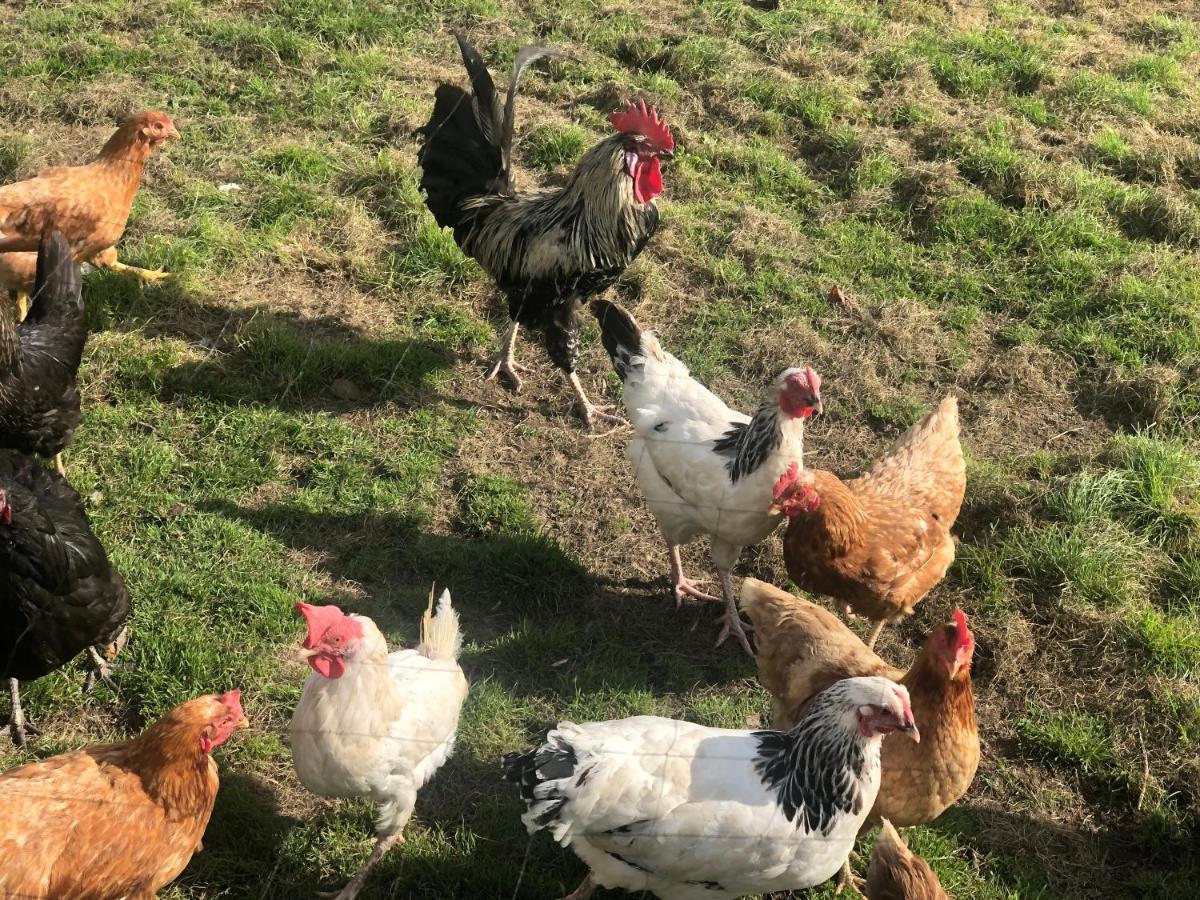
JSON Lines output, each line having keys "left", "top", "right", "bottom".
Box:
{"left": 418, "top": 36, "right": 674, "bottom": 427}
{"left": 592, "top": 300, "right": 821, "bottom": 653}
{"left": 504, "top": 675, "right": 919, "bottom": 900}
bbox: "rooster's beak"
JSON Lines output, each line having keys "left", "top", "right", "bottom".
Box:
{"left": 767, "top": 503, "right": 782, "bottom": 516}
{"left": 297, "top": 647, "right": 318, "bottom": 660}
{"left": 659, "top": 149, "right": 674, "bottom": 161}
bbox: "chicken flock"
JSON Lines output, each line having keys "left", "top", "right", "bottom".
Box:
{"left": 0, "top": 34, "right": 982, "bottom": 900}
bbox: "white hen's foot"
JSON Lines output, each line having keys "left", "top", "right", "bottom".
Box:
{"left": 835, "top": 856, "right": 865, "bottom": 895}
{"left": 713, "top": 570, "right": 754, "bottom": 655}
{"left": 666, "top": 540, "right": 719, "bottom": 605}
{"left": 561, "top": 875, "right": 596, "bottom": 900}
{"left": 320, "top": 833, "right": 403, "bottom": 900}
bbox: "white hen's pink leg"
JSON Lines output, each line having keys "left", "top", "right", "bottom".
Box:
{"left": 486, "top": 321, "right": 529, "bottom": 391}
{"left": 561, "top": 874, "right": 596, "bottom": 900}
{"left": 667, "top": 540, "right": 719, "bottom": 605}
{"left": 323, "top": 833, "right": 403, "bottom": 900}
{"left": 713, "top": 570, "right": 754, "bottom": 656}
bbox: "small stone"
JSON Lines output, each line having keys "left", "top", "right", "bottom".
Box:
{"left": 331, "top": 378, "right": 364, "bottom": 401}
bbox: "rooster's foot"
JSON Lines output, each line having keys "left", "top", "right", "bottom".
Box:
{"left": 485, "top": 356, "right": 528, "bottom": 392}
{"left": 576, "top": 400, "right": 627, "bottom": 431}
{"left": 6, "top": 679, "right": 39, "bottom": 746}
{"left": 673, "top": 577, "right": 719, "bottom": 606}
{"left": 106, "top": 260, "right": 171, "bottom": 284}
{"left": 15, "top": 291, "right": 29, "bottom": 323}
{"left": 714, "top": 611, "right": 754, "bottom": 656}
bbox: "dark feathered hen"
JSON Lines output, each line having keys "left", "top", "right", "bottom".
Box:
{"left": 418, "top": 35, "right": 672, "bottom": 427}
{"left": 0, "top": 230, "right": 88, "bottom": 476}
{"left": 1, "top": 449, "right": 129, "bottom": 745}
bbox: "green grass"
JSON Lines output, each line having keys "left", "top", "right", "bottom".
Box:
{"left": 1, "top": 0, "right": 1199, "bottom": 897}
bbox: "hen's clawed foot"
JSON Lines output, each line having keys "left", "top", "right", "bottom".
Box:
{"left": 834, "top": 856, "right": 865, "bottom": 895}
{"left": 673, "top": 577, "right": 720, "bottom": 606}
{"left": 84, "top": 645, "right": 119, "bottom": 693}
{"left": 576, "top": 399, "right": 627, "bottom": 432}
{"left": 107, "top": 260, "right": 172, "bottom": 284}
{"left": 714, "top": 611, "right": 754, "bottom": 655}
{"left": 485, "top": 356, "right": 529, "bottom": 392}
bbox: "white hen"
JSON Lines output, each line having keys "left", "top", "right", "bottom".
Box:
{"left": 505, "top": 675, "right": 918, "bottom": 900}
{"left": 290, "top": 591, "right": 468, "bottom": 900}
{"left": 592, "top": 300, "right": 821, "bottom": 653}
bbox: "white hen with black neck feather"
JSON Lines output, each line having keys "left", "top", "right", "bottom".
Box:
{"left": 505, "top": 675, "right": 918, "bottom": 900}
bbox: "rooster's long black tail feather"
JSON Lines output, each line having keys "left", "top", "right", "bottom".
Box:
{"left": 27, "top": 230, "right": 82, "bottom": 327}
{"left": 417, "top": 35, "right": 564, "bottom": 229}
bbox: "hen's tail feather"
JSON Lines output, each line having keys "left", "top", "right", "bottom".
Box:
{"left": 591, "top": 299, "right": 644, "bottom": 382}
{"left": 420, "top": 588, "right": 462, "bottom": 661}
{"left": 503, "top": 731, "right": 579, "bottom": 837}
{"left": 27, "top": 230, "right": 82, "bottom": 325}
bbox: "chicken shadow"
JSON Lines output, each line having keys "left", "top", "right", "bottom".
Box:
{"left": 81, "top": 272, "right": 456, "bottom": 414}
{"left": 198, "top": 499, "right": 755, "bottom": 701}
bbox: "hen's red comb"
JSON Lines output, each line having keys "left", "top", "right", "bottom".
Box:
{"left": 216, "top": 689, "right": 243, "bottom": 718}
{"left": 952, "top": 609, "right": 974, "bottom": 651}
{"left": 610, "top": 99, "right": 674, "bottom": 151}
{"left": 295, "top": 602, "right": 347, "bottom": 649}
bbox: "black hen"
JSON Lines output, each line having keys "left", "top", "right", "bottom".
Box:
{"left": 418, "top": 35, "right": 673, "bottom": 427}
{"left": 0, "top": 230, "right": 88, "bottom": 475}
{"left": 1, "top": 449, "right": 128, "bottom": 745}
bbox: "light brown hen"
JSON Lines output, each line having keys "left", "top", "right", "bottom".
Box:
{"left": 866, "top": 819, "right": 951, "bottom": 900}
{"left": 769, "top": 394, "right": 965, "bottom": 648}
{"left": 0, "top": 111, "right": 179, "bottom": 318}
{"left": 0, "top": 690, "right": 247, "bottom": 899}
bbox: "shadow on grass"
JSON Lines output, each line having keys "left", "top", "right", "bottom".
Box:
{"left": 198, "top": 499, "right": 754, "bottom": 699}
{"left": 83, "top": 272, "right": 457, "bottom": 414}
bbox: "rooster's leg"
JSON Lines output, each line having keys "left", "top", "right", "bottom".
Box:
{"left": 567, "top": 372, "right": 626, "bottom": 429}
{"left": 561, "top": 875, "right": 596, "bottom": 900}
{"left": 713, "top": 570, "right": 754, "bottom": 656}
{"left": 54, "top": 453, "right": 65, "bottom": 476}
{"left": 84, "top": 646, "right": 119, "bottom": 693}
{"left": 15, "top": 291, "right": 29, "bottom": 323}
{"left": 865, "top": 619, "right": 886, "bottom": 650}
{"left": 667, "top": 540, "right": 719, "bottom": 605}
{"left": 6, "top": 678, "right": 39, "bottom": 746}
{"left": 485, "top": 321, "right": 529, "bottom": 391}
{"left": 322, "top": 832, "right": 403, "bottom": 900}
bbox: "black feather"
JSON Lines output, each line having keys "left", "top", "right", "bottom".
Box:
{"left": 1, "top": 449, "right": 129, "bottom": 682}
{"left": 0, "top": 230, "right": 88, "bottom": 460}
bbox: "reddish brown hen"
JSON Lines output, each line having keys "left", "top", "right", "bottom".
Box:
{"left": 0, "top": 111, "right": 179, "bottom": 318}
{"left": 0, "top": 690, "right": 247, "bottom": 899}
{"left": 769, "top": 394, "right": 965, "bottom": 648}
{"left": 866, "top": 819, "right": 951, "bottom": 900}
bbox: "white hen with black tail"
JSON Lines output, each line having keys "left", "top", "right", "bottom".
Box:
{"left": 591, "top": 299, "right": 821, "bottom": 654}
{"left": 504, "top": 675, "right": 919, "bottom": 900}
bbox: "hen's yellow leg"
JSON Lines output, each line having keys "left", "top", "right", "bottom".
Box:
{"left": 90, "top": 248, "right": 170, "bottom": 283}
{"left": 16, "top": 291, "right": 28, "bottom": 322}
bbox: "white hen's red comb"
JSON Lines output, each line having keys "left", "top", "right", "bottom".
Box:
{"left": 610, "top": 99, "right": 674, "bottom": 152}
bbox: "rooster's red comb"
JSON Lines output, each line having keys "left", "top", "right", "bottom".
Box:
{"left": 610, "top": 99, "right": 674, "bottom": 152}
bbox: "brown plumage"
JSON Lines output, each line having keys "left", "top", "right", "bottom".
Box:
{"left": 770, "top": 394, "right": 965, "bottom": 648}
{"left": 0, "top": 690, "right": 247, "bottom": 899}
{"left": 739, "top": 578, "right": 979, "bottom": 828}
{"left": 0, "top": 111, "right": 179, "bottom": 315}
{"left": 866, "top": 819, "right": 951, "bottom": 900}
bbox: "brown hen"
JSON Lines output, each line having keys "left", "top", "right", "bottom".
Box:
{"left": 0, "top": 690, "right": 247, "bottom": 899}
{"left": 866, "top": 819, "right": 951, "bottom": 900}
{"left": 769, "top": 394, "right": 965, "bottom": 648}
{"left": 0, "top": 111, "right": 179, "bottom": 318}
